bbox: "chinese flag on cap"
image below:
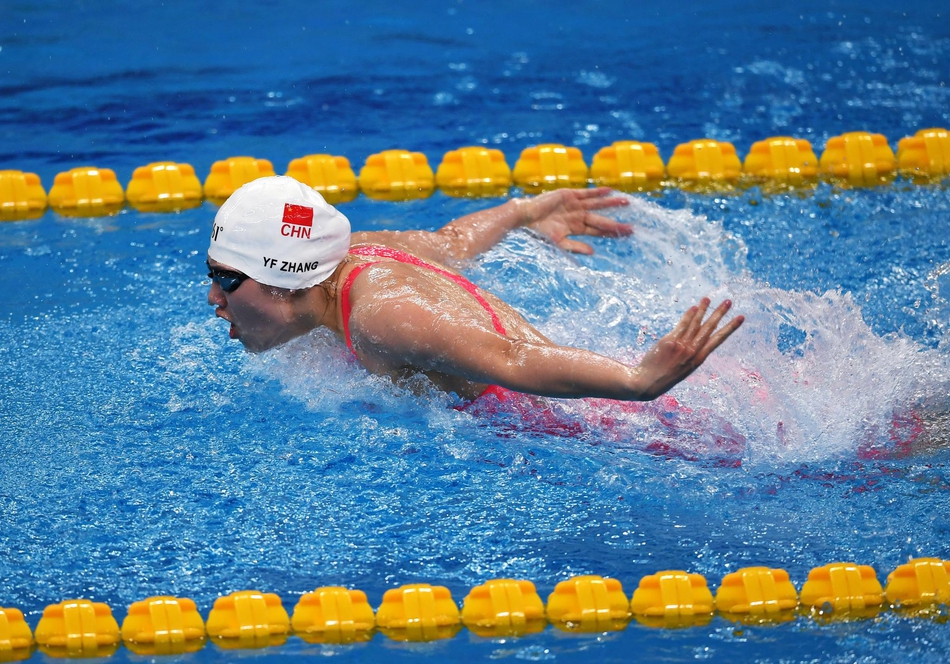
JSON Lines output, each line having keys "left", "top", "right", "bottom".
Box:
{"left": 283, "top": 203, "right": 314, "bottom": 227}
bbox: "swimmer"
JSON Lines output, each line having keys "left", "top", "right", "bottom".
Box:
{"left": 207, "top": 176, "right": 743, "bottom": 403}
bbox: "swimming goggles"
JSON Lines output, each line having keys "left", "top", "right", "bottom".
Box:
{"left": 207, "top": 260, "right": 251, "bottom": 293}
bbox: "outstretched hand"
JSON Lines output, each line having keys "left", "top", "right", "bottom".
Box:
{"left": 633, "top": 298, "right": 744, "bottom": 401}
{"left": 523, "top": 188, "right": 632, "bottom": 254}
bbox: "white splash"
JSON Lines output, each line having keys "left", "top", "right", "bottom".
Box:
{"left": 246, "top": 195, "right": 950, "bottom": 466}
{"left": 536, "top": 196, "right": 950, "bottom": 464}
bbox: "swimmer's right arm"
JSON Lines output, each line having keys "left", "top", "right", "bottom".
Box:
{"left": 480, "top": 299, "right": 743, "bottom": 400}
{"left": 382, "top": 188, "right": 632, "bottom": 263}
{"left": 353, "top": 295, "right": 743, "bottom": 401}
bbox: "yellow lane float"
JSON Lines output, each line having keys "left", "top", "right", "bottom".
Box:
{"left": 819, "top": 131, "right": 896, "bottom": 187}
{"left": 48, "top": 166, "right": 125, "bottom": 217}
{"left": 206, "top": 590, "right": 290, "bottom": 649}
{"left": 34, "top": 599, "right": 120, "bottom": 658}
{"left": 436, "top": 146, "right": 512, "bottom": 197}
{"left": 461, "top": 578, "right": 546, "bottom": 637}
{"left": 120, "top": 595, "right": 205, "bottom": 655}
{"left": 513, "top": 143, "right": 589, "bottom": 192}
{"left": 667, "top": 139, "right": 742, "bottom": 189}
{"left": 590, "top": 140, "right": 665, "bottom": 191}
{"left": 800, "top": 562, "right": 884, "bottom": 618}
{"left": 286, "top": 154, "right": 358, "bottom": 204}
{"left": 715, "top": 566, "right": 798, "bottom": 623}
{"left": 0, "top": 170, "right": 47, "bottom": 221}
{"left": 630, "top": 570, "right": 714, "bottom": 628}
{"left": 897, "top": 128, "right": 950, "bottom": 180}
{"left": 546, "top": 574, "right": 629, "bottom": 632}
{"left": 126, "top": 162, "right": 203, "bottom": 212}
{"left": 743, "top": 137, "right": 819, "bottom": 188}
{"left": 884, "top": 557, "right": 950, "bottom": 610}
{"left": 291, "top": 586, "right": 375, "bottom": 644}
{"left": 204, "top": 156, "right": 276, "bottom": 205}
{"left": 376, "top": 583, "right": 461, "bottom": 642}
{"left": 359, "top": 149, "right": 435, "bottom": 201}
{"left": 0, "top": 605, "right": 33, "bottom": 655}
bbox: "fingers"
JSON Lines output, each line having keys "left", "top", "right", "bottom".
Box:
{"left": 684, "top": 297, "right": 710, "bottom": 340}
{"left": 584, "top": 213, "right": 634, "bottom": 237}
{"left": 577, "top": 190, "right": 631, "bottom": 235}
{"left": 574, "top": 187, "right": 619, "bottom": 199}
{"left": 695, "top": 299, "right": 732, "bottom": 341}
{"left": 547, "top": 186, "right": 627, "bottom": 202}
{"left": 696, "top": 315, "right": 745, "bottom": 363}
{"left": 558, "top": 238, "right": 594, "bottom": 255}
{"left": 670, "top": 305, "right": 699, "bottom": 338}
{"left": 581, "top": 192, "right": 630, "bottom": 212}
{"left": 564, "top": 187, "right": 629, "bottom": 210}
{"left": 676, "top": 298, "right": 743, "bottom": 363}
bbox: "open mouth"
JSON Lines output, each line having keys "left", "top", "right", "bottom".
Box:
{"left": 215, "top": 310, "right": 237, "bottom": 338}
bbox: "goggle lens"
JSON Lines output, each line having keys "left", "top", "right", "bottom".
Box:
{"left": 207, "top": 261, "right": 250, "bottom": 293}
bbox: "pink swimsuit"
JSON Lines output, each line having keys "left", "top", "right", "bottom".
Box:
{"left": 338, "top": 245, "right": 510, "bottom": 401}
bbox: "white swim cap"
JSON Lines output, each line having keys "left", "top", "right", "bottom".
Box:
{"left": 208, "top": 175, "right": 351, "bottom": 289}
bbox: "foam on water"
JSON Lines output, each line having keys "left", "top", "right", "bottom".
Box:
{"left": 252, "top": 195, "right": 950, "bottom": 468}
{"left": 924, "top": 258, "right": 950, "bottom": 348}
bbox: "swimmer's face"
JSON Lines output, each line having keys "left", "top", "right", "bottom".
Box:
{"left": 206, "top": 258, "right": 300, "bottom": 352}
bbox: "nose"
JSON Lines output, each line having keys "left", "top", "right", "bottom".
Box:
{"left": 208, "top": 281, "right": 227, "bottom": 307}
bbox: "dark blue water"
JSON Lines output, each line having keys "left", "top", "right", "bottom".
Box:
{"left": 1, "top": 1, "right": 950, "bottom": 662}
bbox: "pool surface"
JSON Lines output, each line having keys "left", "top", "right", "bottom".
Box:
{"left": 2, "top": 0, "right": 950, "bottom": 661}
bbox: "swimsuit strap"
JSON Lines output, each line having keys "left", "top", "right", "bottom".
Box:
{"left": 339, "top": 260, "right": 377, "bottom": 354}
{"left": 340, "top": 245, "right": 507, "bottom": 354}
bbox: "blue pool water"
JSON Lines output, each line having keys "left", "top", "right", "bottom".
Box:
{"left": 2, "top": 0, "right": 950, "bottom": 661}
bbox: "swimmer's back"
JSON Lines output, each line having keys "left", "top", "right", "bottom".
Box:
{"left": 348, "top": 231, "right": 553, "bottom": 345}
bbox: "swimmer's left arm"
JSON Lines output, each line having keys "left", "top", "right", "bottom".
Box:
{"left": 388, "top": 188, "right": 632, "bottom": 263}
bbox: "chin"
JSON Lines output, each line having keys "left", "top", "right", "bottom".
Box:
{"left": 239, "top": 337, "right": 281, "bottom": 354}
{"left": 238, "top": 338, "right": 265, "bottom": 353}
